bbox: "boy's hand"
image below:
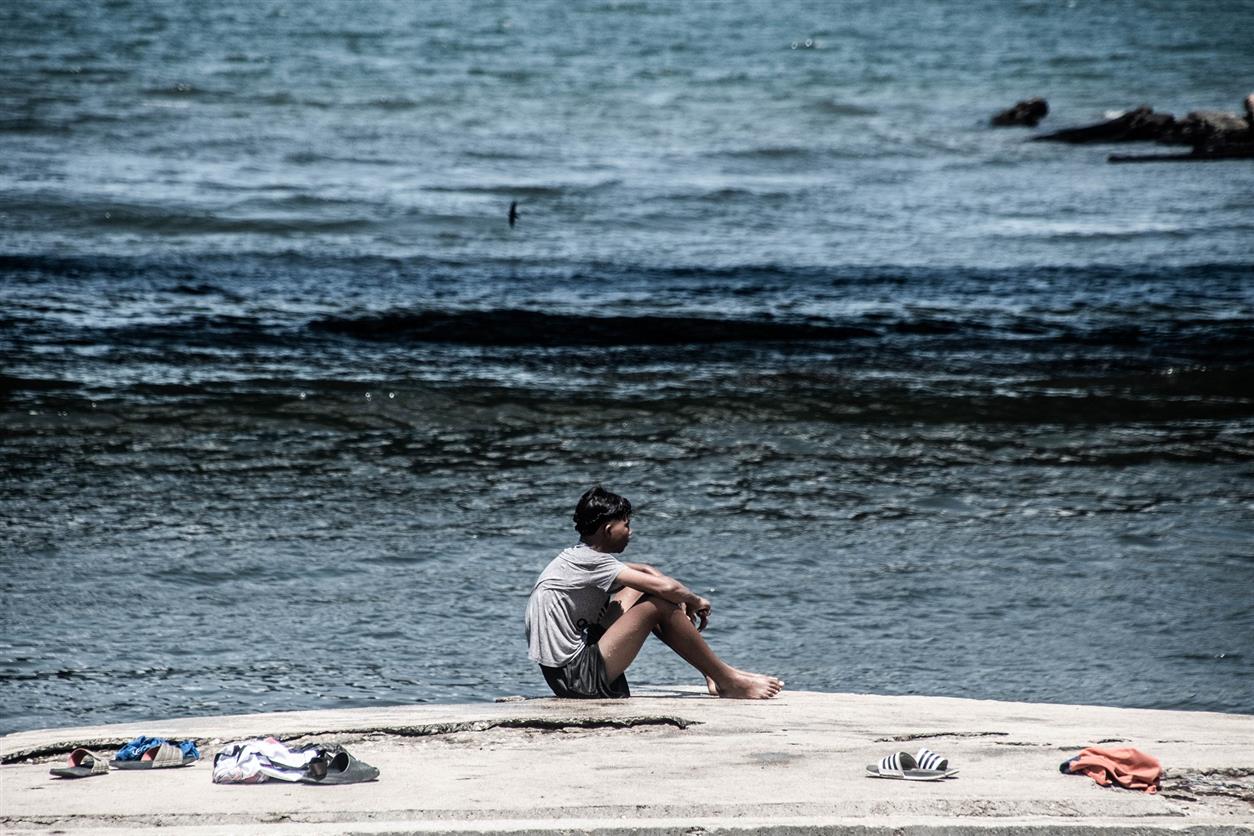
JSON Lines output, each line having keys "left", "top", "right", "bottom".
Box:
{"left": 686, "top": 597, "right": 712, "bottom": 632}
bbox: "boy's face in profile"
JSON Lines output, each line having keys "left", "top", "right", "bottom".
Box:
{"left": 602, "top": 518, "right": 632, "bottom": 553}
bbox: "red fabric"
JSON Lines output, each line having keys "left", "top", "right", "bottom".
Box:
{"left": 1067, "top": 747, "right": 1162, "bottom": 794}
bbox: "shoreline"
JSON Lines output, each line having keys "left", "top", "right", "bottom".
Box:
{"left": 3, "top": 688, "right": 1252, "bottom": 834}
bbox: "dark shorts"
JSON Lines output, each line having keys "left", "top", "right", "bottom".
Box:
{"left": 540, "top": 628, "right": 630, "bottom": 699}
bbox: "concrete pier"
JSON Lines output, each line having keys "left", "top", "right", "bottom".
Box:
{"left": 3, "top": 688, "right": 1252, "bottom": 834}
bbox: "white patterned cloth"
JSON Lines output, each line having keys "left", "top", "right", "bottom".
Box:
{"left": 211, "top": 737, "right": 319, "bottom": 784}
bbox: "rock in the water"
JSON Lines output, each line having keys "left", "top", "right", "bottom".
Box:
{"left": 991, "top": 97, "right": 1049, "bottom": 127}
{"left": 1032, "top": 105, "right": 1177, "bottom": 144}
{"left": 1166, "top": 110, "right": 1251, "bottom": 145}
{"left": 1043, "top": 94, "right": 1254, "bottom": 159}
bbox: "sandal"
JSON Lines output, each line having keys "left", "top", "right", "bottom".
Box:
{"left": 300, "top": 746, "right": 379, "bottom": 784}
{"left": 915, "top": 746, "right": 959, "bottom": 777}
{"left": 50, "top": 748, "right": 109, "bottom": 779}
{"left": 865, "top": 751, "right": 948, "bottom": 781}
{"left": 111, "top": 741, "right": 197, "bottom": 769}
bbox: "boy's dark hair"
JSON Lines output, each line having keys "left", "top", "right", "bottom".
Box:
{"left": 573, "top": 486, "right": 632, "bottom": 536}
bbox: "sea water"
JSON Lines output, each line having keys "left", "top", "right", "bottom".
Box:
{"left": 1, "top": 0, "right": 1252, "bottom": 733}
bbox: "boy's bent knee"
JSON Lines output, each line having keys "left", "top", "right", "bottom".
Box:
{"left": 634, "top": 595, "right": 682, "bottom": 623}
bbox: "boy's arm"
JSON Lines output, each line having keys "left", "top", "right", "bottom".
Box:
{"left": 623, "top": 562, "right": 663, "bottom": 576}
{"left": 616, "top": 566, "right": 711, "bottom": 631}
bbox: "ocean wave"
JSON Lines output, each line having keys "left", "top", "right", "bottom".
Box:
{"left": 814, "top": 99, "right": 878, "bottom": 117}
{"left": 588, "top": 1, "right": 657, "bottom": 13}
{"left": 309, "top": 309, "right": 877, "bottom": 346}
{"left": 0, "top": 116, "right": 73, "bottom": 135}
{"left": 421, "top": 180, "right": 621, "bottom": 198}
{"left": 170, "top": 282, "right": 244, "bottom": 301}
{"left": 283, "top": 150, "right": 394, "bottom": 166}
{"left": 0, "top": 196, "right": 373, "bottom": 236}
{"left": 3, "top": 251, "right": 1252, "bottom": 287}
{"left": 139, "top": 83, "right": 234, "bottom": 101}
{"left": 100, "top": 315, "right": 297, "bottom": 348}
{"left": 35, "top": 65, "right": 132, "bottom": 81}
{"left": 4, "top": 371, "right": 1251, "bottom": 450}
{"left": 91, "top": 210, "right": 372, "bottom": 236}
{"left": 360, "top": 95, "right": 422, "bottom": 110}
{"left": 466, "top": 66, "right": 536, "bottom": 82}
{"left": 229, "top": 193, "right": 364, "bottom": 211}
{"left": 680, "top": 187, "right": 795, "bottom": 203}
{"left": 10, "top": 302, "right": 1250, "bottom": 374}
{"left": 462, "top": 148, "right": 532, "bottom": 161}
{"left": 707, "top": 145, "right": 854, "bottom": 162}
{"left": 989, "top": 220, "right": 1197, "bottom": 241}
{"left": 245, "top": 91, "right": 332, "bottom": 108}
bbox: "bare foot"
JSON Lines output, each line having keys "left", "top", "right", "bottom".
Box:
{"left": 705, "top": 675, "right": 719, "bottom": 696}
{"left": 714, "top": 670, "right": 784, "bottom": 700}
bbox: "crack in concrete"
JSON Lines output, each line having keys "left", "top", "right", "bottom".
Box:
{"left": 1162, "top": 768, "right": 1254, "bottom": 805}
{"left": 876, "top": 731, "right": 1009, "bottom": 742}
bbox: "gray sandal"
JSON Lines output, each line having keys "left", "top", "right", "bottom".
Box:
{"left": 50, "top": 748, "right": 109, "bottom": 778}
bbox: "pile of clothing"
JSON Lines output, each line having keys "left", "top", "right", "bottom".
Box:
{"left": 211, "top": 737, "right": 379, "bottom": 785}
{"left": 1060, "top": 747, "right": 1162, "bottom": 793}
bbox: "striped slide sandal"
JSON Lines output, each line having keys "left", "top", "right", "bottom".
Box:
{"left": 915, "top": 746, "right": 959, "bottom": 777}
{"left": 865, "top": 751, "right": 948, "bottom": 781}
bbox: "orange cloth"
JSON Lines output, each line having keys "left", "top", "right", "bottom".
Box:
{"left": 1065, "top": 747, "right": 1162, "bottom": 794}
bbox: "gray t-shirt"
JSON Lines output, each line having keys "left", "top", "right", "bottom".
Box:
{"left": 525, "top": 543, "right": 625, "bottom": 667}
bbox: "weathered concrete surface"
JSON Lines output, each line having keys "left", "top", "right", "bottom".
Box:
{"left": 2, "top": 688, "right": 1252, "bottom": 834}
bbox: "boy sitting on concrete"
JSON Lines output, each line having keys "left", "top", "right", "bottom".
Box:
{"left": 525, "top": 486, "right": 784, "bottom": 700}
